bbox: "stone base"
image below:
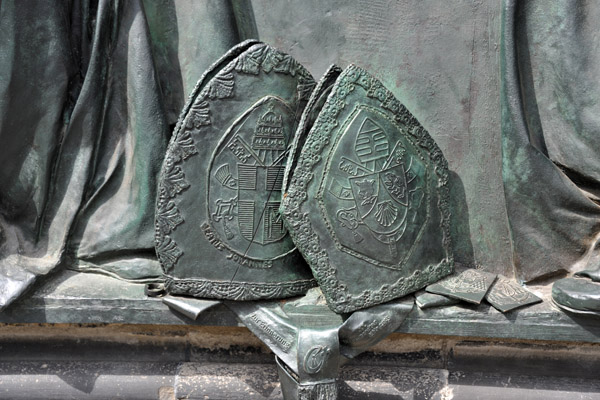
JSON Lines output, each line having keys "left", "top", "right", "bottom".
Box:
{"left": 2, "top": 271, "right": 600, "bottom": 398}
{"left": 2, "top": 353, "right": 600, "bottom": 399}
{"left": 1, "top": 270, "right": 599, "bottom": 343}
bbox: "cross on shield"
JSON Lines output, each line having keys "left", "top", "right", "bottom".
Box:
{"left": 237, "top": 164, "right": 287, "bottom": 244}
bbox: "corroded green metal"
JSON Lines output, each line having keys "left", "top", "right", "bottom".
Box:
{"left": 225, "top": 288, "right": 414, "bottom": 399}
{"left": 486, "top": 275, "right": 541, "bottom": 313}
{"left": 501, "top": 0, "right": 600, "bottom": 314}
{"left": 282, "top": 65, "right": 453, "bottom": 313}
{"left": 0, "top": 0, "right": 251, "bottom": 310}
{"left": 155, "top": 41, "right": 317, "bottom": 301}
{"left": 553, "top": 278, "right": 600, "bottom": 315}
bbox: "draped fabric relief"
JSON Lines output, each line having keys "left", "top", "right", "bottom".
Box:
{"left": 0, "top": 0, "right": 256, "bottom": 309}
{"left": 502, "top": 0, "right": 600, "bottom": 282}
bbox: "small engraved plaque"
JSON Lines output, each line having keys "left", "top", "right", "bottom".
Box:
{"left": 485, "top": 276, "right": 542, "bottom": 312}
{"left": 426, "top": 269, "right": 497, "bottom": 304}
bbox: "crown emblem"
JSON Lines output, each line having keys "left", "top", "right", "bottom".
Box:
{"left": 252, "top": 106, "right": 285, "bottom": 151}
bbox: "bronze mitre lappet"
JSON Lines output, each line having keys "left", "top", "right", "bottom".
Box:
{"left": 155, "top": 40, "right": 317, "bottom": 301}
{"left": 155, "top": 42, "right": 454, "bottom": 310}
{"left": 281, "top": 64, "right": 454, "bottom": 313}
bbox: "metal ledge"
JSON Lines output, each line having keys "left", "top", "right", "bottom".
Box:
{"left": 1, "top": 270, "right": 598, "bottom": 343}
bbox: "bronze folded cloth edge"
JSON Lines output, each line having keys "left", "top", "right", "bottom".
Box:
{"left": 553, "top": 277, "right": 600, "bottom": 315}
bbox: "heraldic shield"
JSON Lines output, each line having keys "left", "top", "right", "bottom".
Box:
{"left": 236, "top": 164, "right": 287, "bottom": 244}
{"left": 349, "top": 164, "right": 408, "bottom": 234}
{"left": 208, "top": 97, "right": 292, "bottom": 260}
{"left": 281, "top": 65, "right": 453, "bottom": 313}
{"left": 155, "top": 41, "right": 317, "bottom": 301}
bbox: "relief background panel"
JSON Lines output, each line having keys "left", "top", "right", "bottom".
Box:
{"left": 251, "top": 0, "right": 511, "bottom": 277}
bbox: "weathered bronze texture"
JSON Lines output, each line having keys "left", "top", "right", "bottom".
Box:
{"left": 426, "top": 269, "right": 496, "bottom": 305}
{"left": 0, "top": 0, "right": 259, "bottom": 311}
{"left": 416, "top": 292, "right": 460, "bottom": 310}
{"left": 225, "top": 287, "right": 414, "bottom": 399}
{"left": 552, "top": 278, "right": 600, "bottom": 315}
{"left": 499, "top": 0, "right": 600, "bottom": 314}
{"left": 485, "top": 275, "right": 541, "bottom": 313}
{"left": 282, "top": 65, "right": 453, "bottom": 313}
{"left": 0, "top": 0, "right": 174, "bottom": 309}
{"left": 501, "top": 0, "right": 600, "bottom": 283}
{"left": 156, "top": 41, "right": 317, "bottom": 300}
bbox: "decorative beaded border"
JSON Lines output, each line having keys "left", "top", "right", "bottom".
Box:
{"left": 155, "top": 41, "right": 317, "bottom": 299}
{"left": 281, "top": 65, "right": 453, "bottom": 313}
{"left": 164, "top": 276, "right": 316, "bottom": 301}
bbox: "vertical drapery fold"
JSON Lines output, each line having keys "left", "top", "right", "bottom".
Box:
{"left": 0, "top": 0, "right": 255, "bottom": 309}
{"left": 501, "top": 0, "right": 600, "bottom": 282}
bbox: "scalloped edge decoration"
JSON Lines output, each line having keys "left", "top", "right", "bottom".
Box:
{"left": 281, "top": 65, "right": 453, "bottom": 313}
{"left": 164, "top": 276, "right": 316, "bottom": 301}
{"left": 155, "top": 40, "right": 318, "bottom": 299}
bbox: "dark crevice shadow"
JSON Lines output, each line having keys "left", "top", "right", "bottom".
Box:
{"left": 447, "top": 170, "right": 475, "bottom": 268}
{"left": 514, "top": 1, "right": 548, "bottom": 156}
{"left": 230, "top": 0, "right": 259, "bottom": 41}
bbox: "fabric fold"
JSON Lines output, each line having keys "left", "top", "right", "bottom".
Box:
{"left": 501, "top": 0, "right": 600, "bottom": 282}
{"left": 0, "top": 0, "right": 252, "bottom": 309}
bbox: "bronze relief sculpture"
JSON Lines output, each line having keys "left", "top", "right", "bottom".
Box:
{"left": 156, "top": 41, "right": 317, "bottom": 301}
{"left": 6, "top": 2, "right": 600, "bottom": 398}
{"left": 281, "top": 64, "right": 454, "bottom": 313}
{"left": 5, "top": 1, "right": 600, "bottom": 397}
{"left": 154, "top": 45, "right": 458, "bottom": 398}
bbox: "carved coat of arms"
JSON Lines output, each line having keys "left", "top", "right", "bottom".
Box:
{"left": 322, "top": 112, "right": 425, "bottom": 265}
{"left": 209, "top": 101, "right": 292, "bottom": 259}
{"left": 348, "top": 118, "right": 409, "bottom": 236}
